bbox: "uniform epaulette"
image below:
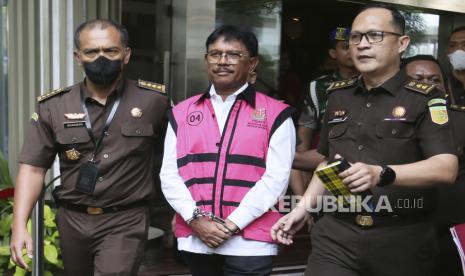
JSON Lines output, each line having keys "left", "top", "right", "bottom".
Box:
{"left": 138, "top": 79, "right": 166, "bottom": 94}
{"left": 450, "top": 104, "right": 465, "bottom": 112}
{"left": 326, "top": 78, "right": 356, "bottom": 93}
{"left": 405, "top": 80, "right": 436, "bottom": 95}
{"left": 37, "top": 86, "right": 71, "bottom": 102}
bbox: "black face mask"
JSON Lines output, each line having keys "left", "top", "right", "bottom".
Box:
{"left": 83, "top": 56, "right": 122, "bottom": 86}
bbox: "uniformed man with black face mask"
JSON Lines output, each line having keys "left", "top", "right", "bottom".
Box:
{"left": 10, "top": 19, "right": 168, "bottom": 275}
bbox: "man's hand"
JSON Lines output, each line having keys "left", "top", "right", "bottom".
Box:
{"left": 270, "top": 205, "right": 312, "bottom": 245}
{"left": 10, "top": 226, "right": 33, "bottom": 269}
{"left": 189, "top": 217, "right": 232, "bottom": 248}
{"left": 11, "top": 164, "right": 46, "bottom": 269}
{"left": 339, "top": 162, "right": 382, "bottom": 193}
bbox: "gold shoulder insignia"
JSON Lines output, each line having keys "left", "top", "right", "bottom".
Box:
{"left": 405, "top": 80, "right": 436, "bottom": 95}
{"left": 138, "top": 79, "right": 166, "bottom": 94}
{"left": 37, "top": 86, "right": 71, "bottom": 102}
{"left": 326, "top": 78, "right": 357, "bottom": 93}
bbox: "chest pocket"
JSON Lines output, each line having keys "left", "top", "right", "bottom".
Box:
{"left": 121, "top": 123, "right": 154, "bottom": 153}
{"left": 56, "top": 128, "right": 92, "bottom": 145}
{"left": 56, "top": 128, "right": 92, "bottom": 163}
{"left": 328, "top": 122, "right": 348, "bottom": 139}
{"left": 375, "top": 121, "right": 414, "bottom": 139}
{"left": 121, "top": 123, "right": 154, "bottom": 137}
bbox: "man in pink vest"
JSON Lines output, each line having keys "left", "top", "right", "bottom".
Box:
{"left": 160, "top": 25, "right": 296, "bottom": 275}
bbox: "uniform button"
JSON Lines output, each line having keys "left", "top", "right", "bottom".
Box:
{"left": 391, "top": 129, "right": 398, "bottom": 135}
{"left": 366, "top": 102, "right": 372, "bottom": 108}
{"left": 357, "top": 122, "right": 363, "bottom": 127}
{"left": 71, "top": 137, "right": 77, "bottom": 142}
{"left": 98, "top": 177, "right": 104, "bottom": 182}
{"left": 135, "top": 129, "right": 142, "bottom": 135}
{"left": 358, "top": 145, "right": 364, "bottom": 151}
{"left": 103, "top": 153, "right": 109, "bottom": 159}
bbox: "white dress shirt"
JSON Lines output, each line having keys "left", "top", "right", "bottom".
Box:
{"left": 160, "top": 83, "right": 296, "bottom": 256}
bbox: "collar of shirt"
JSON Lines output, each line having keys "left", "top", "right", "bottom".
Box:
{"left": 81, "top": 78, "right": 125, "bottom": 106}
{"left": 196, "top": 82, "right": 256, "bottom": 108}
{"left": 355, "top": 68, "right": 407, "bottom": 96}
{"left": 209, "top": 82, "right": 248, "bottom": 102}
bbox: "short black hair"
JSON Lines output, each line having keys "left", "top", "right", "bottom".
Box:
{"left": 356, "top": 3, "right": 406, "bottom": 34}
{"left": 451, "top": 26, "right": 465, "bottom": 35}
{"left": 402, "top": 55, "right": 441, "bottom": 67}
{"left": 205, "top": 25, "right": 258, "bottom": 57}
{"left": 401, "top": 55, "right": 446, "bottom": 83}
{"left": 74, "top": 19, "right": 129, "bottom": 50}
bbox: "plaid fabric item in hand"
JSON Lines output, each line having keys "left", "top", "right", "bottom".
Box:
{"left": 315, "top": 160, "right": 356, "bottom": 207}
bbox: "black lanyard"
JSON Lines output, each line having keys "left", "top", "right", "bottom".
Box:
{"left": 80, "top": 87, "right": 121, "bottom": 162}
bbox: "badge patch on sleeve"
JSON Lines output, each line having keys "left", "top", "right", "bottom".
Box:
{"left": 427, "top": 98, "right": 446, "bottom": 106}
{"left": 429, "top": 105, "right": 449, "bottom": 125}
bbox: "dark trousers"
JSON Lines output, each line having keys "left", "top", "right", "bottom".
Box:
{"left": 180, "top": 250, "right": 273, "bottom": 276}
{"left": 305, "top": 214, "right": 438, "bottom": 276}
{"left": 56, "top": 206, "right": 149, "bottom": 276}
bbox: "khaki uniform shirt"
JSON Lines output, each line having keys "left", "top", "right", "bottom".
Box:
{"left": 317, "top": 69, "right": 455, "bottom": 214}
{"left": 19, "top": 79, "right": 168, "bottom": 207}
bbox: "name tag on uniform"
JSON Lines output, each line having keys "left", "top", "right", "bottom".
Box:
{"left": 64, "top": 121, "right": 85, "bottom": 128}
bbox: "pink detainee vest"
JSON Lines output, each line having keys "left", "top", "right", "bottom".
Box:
{"left": 168, "top": 85, "right": 294, "bottom": 242}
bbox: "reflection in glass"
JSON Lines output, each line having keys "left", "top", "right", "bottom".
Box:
{"left": 403, "top": 12, "right": 440, "bottom": 58}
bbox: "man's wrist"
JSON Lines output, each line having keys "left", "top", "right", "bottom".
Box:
{"left": 224, "top": 219, "right": 240, "bottom": 234}
{"left": 186, "top": 207, "right": 202, "bottom": 225}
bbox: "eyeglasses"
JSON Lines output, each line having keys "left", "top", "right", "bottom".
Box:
{"left": 205, "top": 51, "right": 250, "bottom": 64}
{"left": 348, "top": 31, "right": 402, "bottom": 45}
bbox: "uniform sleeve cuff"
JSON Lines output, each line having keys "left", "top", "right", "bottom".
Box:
{"left": 227, "top": 207, "right": 256, "bottom": 230}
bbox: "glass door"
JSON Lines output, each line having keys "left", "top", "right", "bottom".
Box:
{"left": 122, "top": 0, "right": 172, "bottom": 92}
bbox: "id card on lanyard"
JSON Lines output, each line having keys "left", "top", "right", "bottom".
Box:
{"left": 75, "top": 87, "right": 121, "bottom": 195}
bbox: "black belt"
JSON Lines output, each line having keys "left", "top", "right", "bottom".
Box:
{"left": 58, "top": 200, "right": 148, "bottom": 215}
{"left": 332, "top": 212, "right": 430, "bottom": 228}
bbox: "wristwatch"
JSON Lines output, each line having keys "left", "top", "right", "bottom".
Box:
{"left": 377, "top": 165, "right": 396, "bottom": 187}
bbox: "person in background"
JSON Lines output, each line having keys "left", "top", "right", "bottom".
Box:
{"left": 290, "top": 27, "right": 359, "bottom": 195}
{"left": 447, "top": 26, "right": 465, "bottom": 105}
{"left": 404, "top": 54, "right": 465, "bottom": 276}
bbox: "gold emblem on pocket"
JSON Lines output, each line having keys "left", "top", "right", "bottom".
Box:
{"left": 392, "top": 106, "right": 406, "bottom": 118}
{"left": 65, "top": 148, "right": 81, "bottom": 160}
{"left": 131, "top": 107, "right": 143, "bottom": 118}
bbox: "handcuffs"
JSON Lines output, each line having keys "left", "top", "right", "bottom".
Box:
{"left": 187, "top": 208, "right": 239, "bottom": 234}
